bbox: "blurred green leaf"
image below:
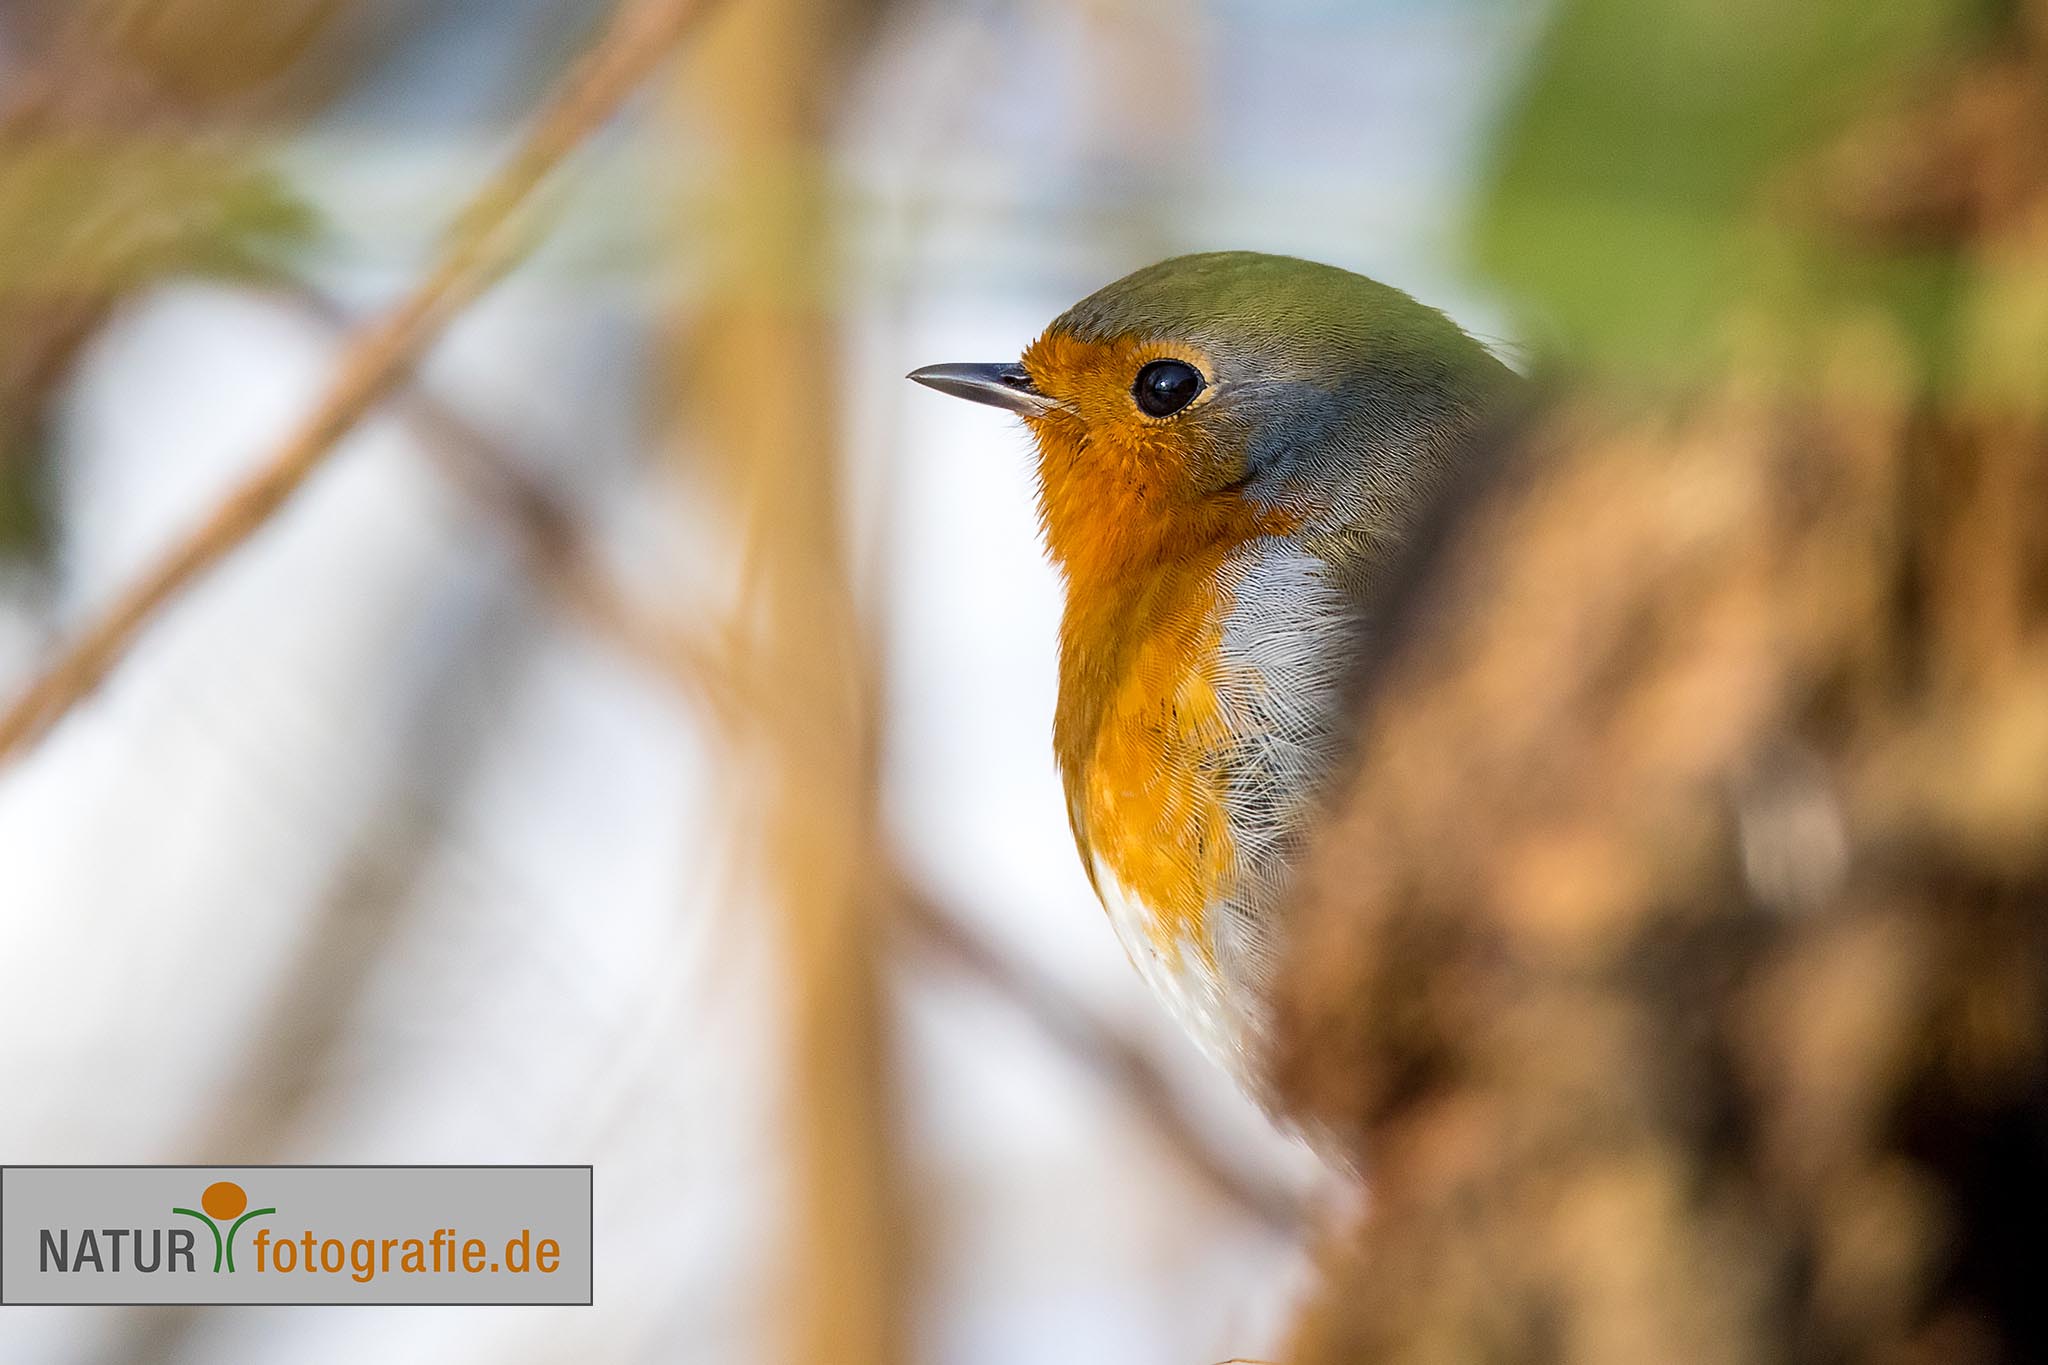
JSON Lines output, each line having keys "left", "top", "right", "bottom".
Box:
{"left": 0, "top": 427, "right": 47, "bottom": 556}
{"left": 1473, "top": 0, "right": 1976, "bottom": 372}
{"left": 0, "top": 135, "right": 317, "bottom": 293}
{"left": 0, "top": 133, "right": 319, "bottom": 560}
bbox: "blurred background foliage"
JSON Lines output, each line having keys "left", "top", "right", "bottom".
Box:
{"left": 1478, "top": 0, "right": 1997, "bottom": 379}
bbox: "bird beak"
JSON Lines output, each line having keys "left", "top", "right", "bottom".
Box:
{"left": 906, "top": 362, "right": 1057, "bottom": 416}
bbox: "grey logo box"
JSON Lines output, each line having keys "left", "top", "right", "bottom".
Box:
{"left": 1, "top": 1166, "right": 591, "bottom": 1305}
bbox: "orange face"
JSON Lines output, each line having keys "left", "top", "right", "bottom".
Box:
{"left": 1017, "top": 328, "right": 1271, "bottom": 586}
{"left": 1022, "top": 326, "right": 1299, "bottom": 967}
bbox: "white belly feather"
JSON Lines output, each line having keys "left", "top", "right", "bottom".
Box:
{"left": 1090, "top": 855, "right": 1267, "bottom": 1089}
{"left": 1080, "top": 540, "right": 1365, "bottom": 1095}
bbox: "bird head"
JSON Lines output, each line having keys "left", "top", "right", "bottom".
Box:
{"left": 910, "top": 251, "right": 1513, "bottom": 588}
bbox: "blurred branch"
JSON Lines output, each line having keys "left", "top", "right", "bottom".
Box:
{"left": 0, "top": 0, "right": 723, "bottom": 766}
{"left": 674, "top": 4, "right": 907, "bottom": 1360}
{"left": 897, "top": 883, "right": 1308, "bottom": 1236}
{"left": 283, "top": 283, "right": 749, "bottom": 728}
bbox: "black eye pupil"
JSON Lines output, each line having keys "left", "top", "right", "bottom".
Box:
{"left": 1133, "top": 360, "right": 1203, "bottom": 417}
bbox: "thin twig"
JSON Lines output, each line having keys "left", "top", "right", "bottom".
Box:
{"left": 283, "top": 283, "right": 748, "bottom": 727}
{"left": 898, "top": 884, "right": 1309, "bottom": 1236}
{"left": 0, "top": 0, "right": 720, "bottom": 766}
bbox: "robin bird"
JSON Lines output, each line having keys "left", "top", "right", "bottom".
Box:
{"left": 911, "top": 251, "right": 1515, "bottom": 1100}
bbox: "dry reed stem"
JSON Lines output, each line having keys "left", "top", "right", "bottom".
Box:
{"left": 0, "top": 0, "right": 722, "bottom": 766}
{"left": 677, "top": 2, "right": 904, "bottom": 1360}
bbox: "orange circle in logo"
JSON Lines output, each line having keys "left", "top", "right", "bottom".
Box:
{"left": 201, "top": 1181, "right": 247, "bottom": 1221}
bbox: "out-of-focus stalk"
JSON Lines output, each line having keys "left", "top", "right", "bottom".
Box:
{"left": 671, "top": 2, "right": 902, "bottom": 1363}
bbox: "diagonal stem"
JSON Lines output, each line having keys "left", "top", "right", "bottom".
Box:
{"left": 0, "top": 0, "right": 724, "bottom": 768}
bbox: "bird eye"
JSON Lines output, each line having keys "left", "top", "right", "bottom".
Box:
{"left": 1132, "top": 359, "right": 1203, "bottom": 418}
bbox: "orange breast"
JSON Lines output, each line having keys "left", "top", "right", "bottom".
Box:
{"left": 1022, "top": 323, "right": 1300, "bottom": 968}
{"left": 1056, "top": 544, "right": 1242, "bottom": 968}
